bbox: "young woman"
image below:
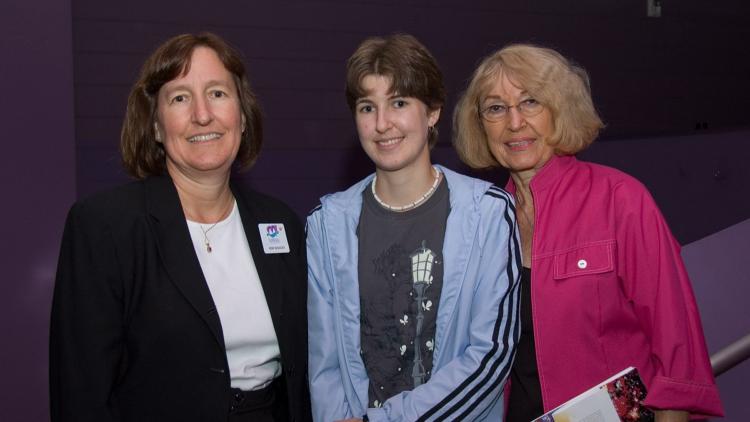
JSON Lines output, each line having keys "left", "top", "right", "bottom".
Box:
{"left": 306, "top": 34, "right": 521, "bottom": 421}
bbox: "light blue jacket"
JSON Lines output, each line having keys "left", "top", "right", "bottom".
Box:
{"left": 306, "top": 166, "right": 521, "bottom": 422}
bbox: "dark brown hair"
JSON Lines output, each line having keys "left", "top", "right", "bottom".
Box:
{"left": 345, "top": 34, "right": 446, "bottom": 147}
{"left": 120, "top": 32, "right": 262, "bottom": 179}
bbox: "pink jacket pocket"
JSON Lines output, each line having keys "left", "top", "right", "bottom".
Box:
{"left": 552, "top": 241, "right": 615, "bottom": 280}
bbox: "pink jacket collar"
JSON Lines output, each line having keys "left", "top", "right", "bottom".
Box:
{"left": 504, "top": 154, "right": 577, "bottom": 195}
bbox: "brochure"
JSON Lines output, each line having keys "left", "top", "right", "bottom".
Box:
{"left": 532, "top": 367, "right": 654, "bottom": 422}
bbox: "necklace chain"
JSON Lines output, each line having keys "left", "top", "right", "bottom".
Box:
{"left": 197, "top": 199, "right": 234, "bottom": 253}
{"left": 199, "top": 222, "right": 220, "bottom": 253}
{"left": 514, "top": 193, "right": 535, "bottom": 231}
{"left": 372, "top": 166, "right": 441, "bottom": 212}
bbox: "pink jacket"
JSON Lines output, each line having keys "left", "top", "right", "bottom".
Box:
{"left": 505, "top": 155, "right": 722, "bottom": 417}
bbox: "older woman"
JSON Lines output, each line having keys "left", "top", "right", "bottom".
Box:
{"left": 453, "top": 44, "right": 723, "bottom": 421}
{"left": 307, "top": 34, "right": 520, "bottom": 422}
{"left": 50, "top": 33, "right": 310, "bottom": 422}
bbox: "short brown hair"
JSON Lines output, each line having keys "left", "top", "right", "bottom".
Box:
{"left": 453, "top": 44, "right": 604, "bottom": 169}
{"left": 120, "top": 32, "right": 263, "bottom": 179}
{"left": 345, "top": 34, "right": 446, "bottom": 147}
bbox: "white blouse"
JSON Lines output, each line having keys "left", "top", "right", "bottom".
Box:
{"left": 187, "top": 201, "right": 281, "bottom": 391}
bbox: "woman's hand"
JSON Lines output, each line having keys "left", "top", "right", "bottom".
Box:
{"left": 654, "top": 410, "right": 689, "bottom": 422}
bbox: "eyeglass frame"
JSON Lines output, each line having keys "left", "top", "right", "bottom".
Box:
{"left": 477, "top": 97, "right": 545, "bottom": 123}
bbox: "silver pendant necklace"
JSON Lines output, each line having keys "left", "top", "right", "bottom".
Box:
{"left": 196, "top": 199, "right": 235, "bottom": 253}
{"left": 199, "top": 221, "right": 220, "bottom": 253}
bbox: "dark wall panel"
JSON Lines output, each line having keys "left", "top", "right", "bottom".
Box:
{"left": 1, "top": 1, "right": 77, "bottom": 421}
{"left": 71, "top": 0, "right": 750, "bottom": 253}
{"left": 72, "top": 0, "right": 750, "bottom": 199}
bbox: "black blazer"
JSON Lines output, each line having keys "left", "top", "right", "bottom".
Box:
{"left": 50, "top": 176, "right": 311, "bottom": 422}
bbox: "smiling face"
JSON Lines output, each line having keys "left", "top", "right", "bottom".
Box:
{"left": 155, "top": 46, "right": 244, "bottom": 180}
{"left": 481, "top": 73, "right": 556, "bottom": 179}
{"left": 354, "top": 74, "right": 440, "bottom": 175}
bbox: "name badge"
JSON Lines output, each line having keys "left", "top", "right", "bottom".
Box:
{"left": 258, "top": 223, "right": 290, "bottom": 254}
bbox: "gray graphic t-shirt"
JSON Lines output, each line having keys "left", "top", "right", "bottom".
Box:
{"left": 357, "top": 179, "right": 449, "bottom": 408}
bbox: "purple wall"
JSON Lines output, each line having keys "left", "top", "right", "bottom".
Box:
{"left": 0, "top": 1, "right": 76, "bottom": 420}
{"left": 71, "top": 0, "right": 750, "bottom": 202}
{"left": 683, "top": 219, "right": 750, "bottom": 422}
{"left": 1, "top": 1, "right": 748, "bottom": 421}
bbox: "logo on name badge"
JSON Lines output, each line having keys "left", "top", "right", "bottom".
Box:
{"left": 258, "top": 223, "right": 290, "bottom": 254}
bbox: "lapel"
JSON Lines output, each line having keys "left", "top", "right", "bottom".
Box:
{"left": 232, "top": 185, "right": 283, "bottom": 336}
{"left": 144, "top": 176, "right": 225, "bottom": 349}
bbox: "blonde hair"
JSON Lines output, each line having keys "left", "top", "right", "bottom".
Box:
{"left": 453, "top": 44, "right": 604, "bottom": 168}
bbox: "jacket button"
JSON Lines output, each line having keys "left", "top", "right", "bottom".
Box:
{"left": 209, "top": 367, "right": 225, "bottom": 374}
{"left": 577, "top": 259, "right": 588, "bottom": 269}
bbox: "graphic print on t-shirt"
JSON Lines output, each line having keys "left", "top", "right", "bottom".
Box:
{"left": 358, "top": 178, "right": 449, "bottom": 408}
{"left": 364, "top": 239, "right": 442, "bottom": 407}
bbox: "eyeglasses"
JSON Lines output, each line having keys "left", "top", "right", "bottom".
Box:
{"left": 479, "top": 98, "right": 544, "bottom": 123}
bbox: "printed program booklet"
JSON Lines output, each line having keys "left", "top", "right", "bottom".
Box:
{"left": 532, "top": 367, "right": 654, "bottom": 422}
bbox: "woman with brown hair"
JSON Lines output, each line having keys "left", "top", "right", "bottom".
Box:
{"left": 50, "top": 32, "right": 310, "bottom": 422}
{"left": 454, "top": 44, "right": 723, "bottom": 422}
{"left": 307, "top": 34, "right": 521, "bottom": 422}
